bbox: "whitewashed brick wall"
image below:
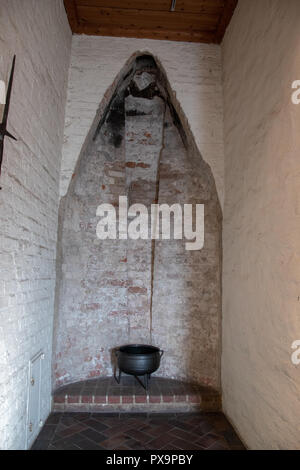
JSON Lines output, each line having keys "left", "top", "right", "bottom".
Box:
{"left": 222, "top": 0, "right": 300, "bottom": 450}
{"left": 0, "top": 0, "right": 71, "bottom": 450}
{"left": 61, "top": 36, "right": 224, "bottom": 207}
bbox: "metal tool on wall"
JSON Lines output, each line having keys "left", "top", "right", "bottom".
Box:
{"left": 0, "top": 55, "right": 17, "bottom": 189}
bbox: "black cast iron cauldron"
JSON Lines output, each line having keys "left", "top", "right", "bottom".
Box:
{"left": 114, "top": 344, "right": 164, "bottom": 390}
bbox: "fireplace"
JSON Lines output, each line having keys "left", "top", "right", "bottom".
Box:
{"left": 53, "top": 53, "right": 222, "bottom": 392}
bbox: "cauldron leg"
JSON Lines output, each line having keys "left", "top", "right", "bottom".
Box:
{"left": 144, "top": 374, "right": 148, "bottom": 390}
{"left": 134, "top": 375, "right": 147, "bottom": 391}
{"left": 114, "top": 368, "right": 121, "bottom": 384}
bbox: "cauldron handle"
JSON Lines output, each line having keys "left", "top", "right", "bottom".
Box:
{"left": 114, "top": 349, "right": 121, "bottom": 385}
{"left": 159, "top": 350, "right": 164, "bottom": 358}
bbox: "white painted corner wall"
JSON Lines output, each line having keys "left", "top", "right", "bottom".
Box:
{"left": 0, "top": 0, "right": 71, "bottom": 449}
{"left": 222, "top": 0, "right": 300, "bottom": 450}
{"left": 60, "top": 35, "right": 225, "bottom": 207}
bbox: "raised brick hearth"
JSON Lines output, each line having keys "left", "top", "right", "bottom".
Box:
{"left": 53, "top": 377, "right": 221, "bottom": 413}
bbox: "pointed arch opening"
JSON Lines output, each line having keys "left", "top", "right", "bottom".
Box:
{"left": 53, "top": 52, "right": 222, "bottom": 390}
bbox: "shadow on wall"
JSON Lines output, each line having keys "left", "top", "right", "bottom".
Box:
{"left": 52, "top": 52, "right": 222, "bottom": 391}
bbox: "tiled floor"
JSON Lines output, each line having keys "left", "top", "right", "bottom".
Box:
{"left": 31, "top": 412, "right": 245, "bottom": 450}
{"left": 53, "top": 376, "right": 221, "bottom": 412}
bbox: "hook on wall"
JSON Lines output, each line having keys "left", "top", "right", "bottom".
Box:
{"left": 0, "top": 55, "right": 17, "bottom": 190}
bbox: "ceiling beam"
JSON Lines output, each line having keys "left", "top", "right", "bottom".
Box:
{"left": 77, "top": 24, "right": 217, "bottom": 43}
{"left": 175, "top": 0, "right": 225, "bottom": 14}
{"left": 75, "top": 0, "right": 172, "bottom": 11}
{"left": 64, "top": 0, "right": 80, "bottom": 33}
{"left": 76, "top": 6, "right": 219, "bottom": 32}
{"left": 63, "top": 0, "right": 238, "bottom": 44}
{"left": 75, "top": 0, "right": 224, "bottom": 15}
{"left": 215, "top": 0, "right": 238, "bottom": 43}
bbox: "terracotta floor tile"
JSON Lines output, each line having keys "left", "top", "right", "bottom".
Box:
{"left": 171, "top": 438, "right": 203, "bottom": 450}
{"left": 78, "top": 428, "right": 107, "bottom": 443}
{"left": 147, "top": 433, "right": 176, "bottom": 449}
{"left": 124, "top": 428, "right": 153, "bottom": 444}
{"left": 101, "top": 434, "right": 131, "bottom": 449}
{"left": 196, "top": 433, "right": 223, "bottom": 449}
{"left": 31, "top": 411, "right": 245, "bottom": 451}
{"left": 168, "top": 427, "right": 201, "bottom": 442}
{"left": 84, "top": 418, "right": 109, "bottom": 433}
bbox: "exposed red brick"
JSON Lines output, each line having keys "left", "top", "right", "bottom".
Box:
{"left": 108, "top": 395, "right": 120, "bottom": 404}
{"left": 135, "top": 395, "right": 147, "bottom": 404}
{"left": 81, "top": 395, "right": 93, "bottom": 403}
{"left": 54, "top": 395, "right": 65, "bottom": 403}
{"left": 188, "top": 394, "right": 201, "bottom": 403}
{"left": 162, "top": 395, "right": 174, "bottom": 403}
{"left": 149, "top": 395, "right": 161, "bottom": 403}
{"left": 126, "top": 162, "right": 136, "bottom": 168}
{"left": 109, "top": 279, "right": 129, "bottom": 287}
{"left": 94, "top": 395, "right": 107, "bottom": 404}
{"left": 175, "top": 394, "right": 187, "bottom": 402}
{"left": 128, "top": 286, "right": 147, "bottom": 294}
{"left": 122, "top": 395, "right": 134, "bottom": 404}
{"left": 136, "top": 162, "right": 150, "bottom": 168}
{"left": 88, "top": 369, "right": 101, "bottom": 378}
{"left": 67, "top": 395, "right": 80, "bottom": 403}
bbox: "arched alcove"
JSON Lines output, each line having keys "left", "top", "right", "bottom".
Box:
{"left": 53, "top": 53, "right": 222, "bottom": 390}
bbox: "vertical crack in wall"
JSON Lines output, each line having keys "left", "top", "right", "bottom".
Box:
{"left": 149, "top": 103, "right": 166, "bottom": 343}
{"left": 124, "top": 55, "right": 167, "bottom": 344}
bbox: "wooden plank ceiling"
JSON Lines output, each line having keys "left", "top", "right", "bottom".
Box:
{"left": 64, "top": 0, "right": 238, "bottom": 44}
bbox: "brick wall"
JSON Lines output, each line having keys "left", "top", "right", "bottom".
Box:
{"left": 53, "top": 55, "right": 222, "bottom": 390}
{"left": 60, "top": 35, "right": 224, "bottom": 208}
{"left": 0, "top": 0, "right": 71, "bottom": 449}
{"left": 222, "top": 0, "right": 300, "bottom": 449}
